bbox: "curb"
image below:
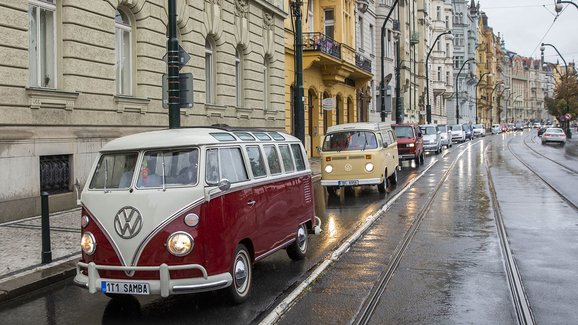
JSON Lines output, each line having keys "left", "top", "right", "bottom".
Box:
{"left": 0, "top": 259, "right": 78, "bottom": 304}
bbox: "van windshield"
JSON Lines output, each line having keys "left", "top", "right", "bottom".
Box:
{"left": 89, "top": 153, "right": 138, "bottom": 190}
{"left": 322, "top": 131, "right": 378, "bottom": 151}
{"left": 420, "top": 126, "right": 437, "bottom": 135}
{"left": 392, "top": 126, "right": 414, "bottom": 138}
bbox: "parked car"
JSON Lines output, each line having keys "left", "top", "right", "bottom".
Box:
{"left": 541, "top": 127, "right": 566, "bottom": 145}
{"left": 491, "top": 124, "right": 501, "bottom": 134}
{"left": 420, "top": 124, "right": 442, "bottom": 154}
{"left": 450, "top": 124, "right": 466, "bottom": 143}
{"left": 437, "top": 124, "right": 453, "bottom": 148}
{"left": 463, "top": 124, "right": 473, "bottom": 140}
{"left": 320, "top": 122, "right": 399, "bottom": 195}
{"left": 472, "top": 124, "right": 486, "bottom": 137}
{"left": 392, "top": 123, "right": 424, "bottom": 166}
{"left": 514, "top": 122, "right": 524, "bottom": 131}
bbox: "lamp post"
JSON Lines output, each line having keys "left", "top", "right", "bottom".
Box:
{"left": 380, "top": 0, "right": 399, "bottom": 122}
{"left": 541, "top": 43, "right": 568, "bottom": 76}
{"left": 455, "top": 58, "right": 475, "bottom": 124}
{"left": 290, "top": 0, "right": 305, "bottom": 144}
{"left": 474, "top": 72, "right": 492, "bottom": 124}
{"left": 505, "top": 92, "right": 514, "bottom": 123}
{"left": 489, "top": 81, "right": 504, "bottom": 126}
{"left": 167, "top": 0, "right": 180, "bottom": 129}
{"left": 497, "top": 87, "right": 510, "bottom": 124}
{"left": 425, "top": 30, "right": 451, "bottom": 124}
{"left": 556, "top": 0, "right": 578, "bottom": 11}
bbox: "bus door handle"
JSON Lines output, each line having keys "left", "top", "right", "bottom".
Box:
{"left": 247, "top": 200, "right": 256, "bottom": 207}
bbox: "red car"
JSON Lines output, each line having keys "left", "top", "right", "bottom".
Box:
{"left": 392, "top": 123, "right": 424, "bottom": 166}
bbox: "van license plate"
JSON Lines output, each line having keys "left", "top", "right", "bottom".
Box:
{"left": 102, "top": 281, "right": 150, "bottom": 295}
{"left": 338, "top": 180, "right": 359, "bottom": 186}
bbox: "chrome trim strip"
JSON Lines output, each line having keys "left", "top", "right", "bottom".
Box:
{"left": 320, "top": 178, "right": 381, "bottom": 186}
{"left": 255, "top": 238, "right": 296, "bottom": 262}
{"left": 173, "top": 280, "right": 229, "bottom": 292}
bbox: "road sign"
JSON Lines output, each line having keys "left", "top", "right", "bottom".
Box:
{"left": 162, "top": 44, "right": 191, "bottom": 70}
{"left": 322, "top": 98, "right": 336, "bottom": 110}
{"left": 162, "top": 73, "right": 194, "bottom": 109}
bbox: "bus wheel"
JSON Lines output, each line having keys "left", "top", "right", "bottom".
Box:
{"left": 377, "top": 173, "right": 386, "bottom": 193}
{"left": 388, "top": 168, "right": 398, "bottom": 186}
{"left": 287, "top": 224, "right": 308, "bottom": 260}
{"left": 227, "top": 244, "right": 252, "bottom": 304}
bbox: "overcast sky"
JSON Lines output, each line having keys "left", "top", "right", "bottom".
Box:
{"left": 478, "top": 0, "right": 578, "bottom": 65}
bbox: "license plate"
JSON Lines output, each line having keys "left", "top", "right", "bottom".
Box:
{"left": 338, "top": 180, "right": 359, "bottom": 186}
{"left": 102, "top": 281, "right": 150, "bottom": 295}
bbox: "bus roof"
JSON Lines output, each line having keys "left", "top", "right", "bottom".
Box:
{"left": 326, "top": 122, "right": 392, "bottom": 134}
{"left": 100, "top": 127, "right": 300, "bottom": 152}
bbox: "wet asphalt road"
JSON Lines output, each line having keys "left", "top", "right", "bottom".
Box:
{"left": 1, "top": 130, "right": 577, "bottom": 324}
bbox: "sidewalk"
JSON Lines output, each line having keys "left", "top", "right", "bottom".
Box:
{"left": 0, "top": 158, "right": 322, "bottom": 304}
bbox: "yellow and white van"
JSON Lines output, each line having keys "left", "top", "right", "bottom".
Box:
{"left": 320, "top": 122, "right": 399, "bottom": 195}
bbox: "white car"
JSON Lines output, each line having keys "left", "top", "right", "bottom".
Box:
{"left": 491, "top": 124, "right": 501, "bottom": 134}
{"left": 541, "top": 128, "right": 566, "bottom": 145}
{"left": 420, "top": 124, "right": 442, "bottom": 154}
{"left": 450, "top": 124, "right": 466, "bottom": 143}
{"left": 472, "top": 124, "right": 486, "bottom": 137}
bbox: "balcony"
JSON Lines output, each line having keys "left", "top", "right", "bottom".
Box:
{"left": 302, "top": 32, "right": 372, "bottom": 86}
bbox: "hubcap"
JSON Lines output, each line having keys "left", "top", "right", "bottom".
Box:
{"left": 234, "top": 253, "right": 248, "bottom": 293}
{"left": 297, "top": 226, "right": 307, "bottom": 252}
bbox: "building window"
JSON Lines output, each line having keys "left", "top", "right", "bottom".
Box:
{"left": 115, "top": 8, "right": 132, "bottom": 95}
{"left": 359, "top": 16, "right": 364, "bottom": 49}
{"left": 205, "top": 39, "right": 215, "bottom": 104}
{"left": 324, "top": 9, "right": 334, "bottom": 39}
{"left": 235, "top": 48, "right": 243, "bottom": 107}
{"left": 454, "top": 56, "right": 464, "bottom": 69}
{"left": 29, "top": 0, "right": 56, "bottom": 88}
{"left": 437, "top": 66, "right": 441, "bottom": 81}
{"left": 344, "top": 1, "right": 351, "bottom": 44}
{"left": 445, "top": 16, "right": 449, "bottom": 29}
{"left": 40, "top": 154, "right": 71, "bottom": 194}
{"left": 369, "top": 24, "right": 374, "bottom": 53}
{"left": 446, "top": 71, "right": 450, "bottom": 84}
{"left": 436, "top": 6, "right": 441, "bottom": 20}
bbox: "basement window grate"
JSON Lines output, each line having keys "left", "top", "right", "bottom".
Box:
{"left": 40, "top": 155, "right": 72, "bottom": 194}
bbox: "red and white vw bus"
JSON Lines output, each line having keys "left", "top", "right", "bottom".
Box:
{"left": 74, "top": 127, "right": 320, "bottom": 303}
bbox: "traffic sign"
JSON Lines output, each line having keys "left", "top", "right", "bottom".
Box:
{"left": 162, "top": 44, "right": 191, "bottom": 70}
{"left": 162, "top": 73, "right": 194, "bottom": 109}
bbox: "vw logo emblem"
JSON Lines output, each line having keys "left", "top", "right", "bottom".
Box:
{"left": 344, "top": 163, "right": 352, "bottom": 172}
{"left": 114, "top": 206, "right": 143, "bottom": 239}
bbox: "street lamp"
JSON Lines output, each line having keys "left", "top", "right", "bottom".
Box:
{"left": 474, "top": 72, "right": 492, "bottom": 124}
{"left": 556, "top": 0, "right": 578, "bottom": 12}
{"left": 425, "top": 30, "right": 451, "bottom": 124}
{"left": 379, "top": 0, "right": 399, "bottom": 122}
{"left": 289, "top": 0, "right": 305, "bottom": 144}
{"left": 541, "top": 43, "right": 568, "bottom": 76}
{"left": 455, "top": 58, "right": 475, "bottom": 124}
{"left": 489, "top": 81, "right": 504, "bottom": 126}
{"left": 497, "top": 86, "right": 510, "bottom": 124}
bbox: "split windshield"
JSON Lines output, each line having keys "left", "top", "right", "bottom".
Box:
{"left": 322, "top": 131, "right": 378, "bottom": 151}
{"left": 89, "top": 149, "right": 199, "bottom": 190}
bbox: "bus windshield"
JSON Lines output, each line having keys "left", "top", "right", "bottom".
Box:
{"left": 322, "top": 131, "right": 378, "bottom": 151}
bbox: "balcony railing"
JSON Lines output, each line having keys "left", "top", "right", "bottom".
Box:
{"left": 355, "top": 53, "right": 371, "bottom": 73}
{"left": 303, "top": 32, "right": 341, "bottom": 59}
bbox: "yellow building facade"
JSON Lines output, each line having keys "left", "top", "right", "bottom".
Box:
{"left": 284, "top": 0, "right": 372, "bottom": 157}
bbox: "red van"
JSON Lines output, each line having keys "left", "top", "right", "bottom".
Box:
{"left": 74, "top": 127, "right": 321, "bottom": 303}
{"left": 392, "top": 123, "right": 424, "bottom": 166}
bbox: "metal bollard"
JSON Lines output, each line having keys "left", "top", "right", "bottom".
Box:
{"left": 41, "top": 192, "right": 52, "bottom": 264}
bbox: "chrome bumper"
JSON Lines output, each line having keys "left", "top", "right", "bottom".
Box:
{"left": 74, "top": 261, "right": 232, "bottom": 297}
{"left": 320, "top": 177, "right": 382, "bottom": 186}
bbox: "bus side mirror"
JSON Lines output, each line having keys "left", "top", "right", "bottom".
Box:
{"left": 204, "top": 178, "right": 231, "bottom": 202}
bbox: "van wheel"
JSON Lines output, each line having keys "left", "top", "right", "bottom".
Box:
{"left": 287, "top": 224, "right": 308, "bottom": 260}
{"left": 377, "top": 173, "right": 387, "bottom": 193}
{"left": 227, "top": 244, "right": 252, "bottom": 304}
{"left": 388, "top": 168, "right": 398, "bottom": 186}
{"left": 326, "top": 186, "right": 338, "bottom": 196}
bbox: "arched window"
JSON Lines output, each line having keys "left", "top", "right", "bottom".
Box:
{"left": 205, "top": 39, "right": 215, "bottom": 104}
{"left": 115, "top": 8, "right": 132, "bottom": 95}
{"left": 235, "top": 48, "right": 243, "bottom": 107}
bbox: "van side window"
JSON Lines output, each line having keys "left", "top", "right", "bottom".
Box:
{"left": 206, "top": 148, "right": 248, "bottom": 184}
{"left": 291, "top": 144, "right": 306, "bottom": 171}
{"left": 246, "top": 146, "right": 267, "bottom": 178}
{"left": 263, "top": 145, "right": 282, "bottom": 175}
{"left": 278, "top": 144, "right": 295, "bottom": 172}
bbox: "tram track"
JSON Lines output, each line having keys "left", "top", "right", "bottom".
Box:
{"left": 352, "top": 143, "right": 474, "bottom": 325}
{"left": 508, "top": 137, "right": 578, "bottom": 211}
{"left": 522, "top": 133, "right": 578, "bottom": 175}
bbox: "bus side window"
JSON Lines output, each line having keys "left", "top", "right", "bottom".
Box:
{"left": 246, "top": 146, "right": 267, "bottom": 178}
{"left": 220, "top": 148, "right": 248, "bottom": 183}
{"left": 278, "top": 144, "right": 295, "bottom": 173}
{"left": 206, "top": 149, "right": 220, "bottom": 184}
{"left": 263, "top": 145, "right": 282, "bottom": 175}
{"left": 291, "top": 144, "right": 306, "bottom": 171}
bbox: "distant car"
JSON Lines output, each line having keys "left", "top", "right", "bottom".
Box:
{"left": 533, "top": 122, "right": 541, "bottom": 129}
{"left": 437, "top": 124, "right": 453, "bottom": 148}
{"left": 514, "top": 122, "right": 524, "bottom": 131}
{"left": 463, "top": 124, "right": 473, "bottom": 140}
{"left": 491, "top": 124, "right": 501, "bottom": 134}
{"left": 501, "top": 124, "right": 509, "bottom": 133}
{"left": 541, "top": 127, "right": 566, "bottom": 145}
{"left": 392, "top": 123, "right": 424, "bottom": 166}
{"left": 537, "top": 126, "right": 547, "bottom": 137}
{"left": 450, "top": 124, "right": 466, "bottom": 143}
{"left": 472, "top": 124, "right": 486, "bottom": 137}
{"left": 420, "top": 124, "right": 442, "bottom": 154}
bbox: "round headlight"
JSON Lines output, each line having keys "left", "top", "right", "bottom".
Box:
{"left": 81, "top": 232, "right": 96, "bottom": 255}
{"left": 365, "top": 162, "right": 374, "bottom": 172}
{"left": 324, "top": 165, "right": 333, "bottom": 173}
{"left": 81, "top": 215, "right": 89, "bottom": 228}
{"left": 167, "top": 231, "right": 194, "bottom": 257}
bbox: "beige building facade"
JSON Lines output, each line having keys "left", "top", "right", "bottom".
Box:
{"left": 0, "top": 0, "right": 286, "bottom": 222}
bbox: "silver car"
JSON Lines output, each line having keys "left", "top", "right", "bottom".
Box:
{"left": 437, "top": 124, "right": 453, "bottom": 148}
{"left": 420, "top": 124, "right": 442, "bottom": 154}
{"left": 472, "top": 124, "right": 486, "bottom": 137}
{"left": 450, "top": 124, "right": 466, "bottom": 143}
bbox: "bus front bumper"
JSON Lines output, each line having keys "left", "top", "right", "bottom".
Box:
{"left": 74, "top": 261, "right": 232, "bottom": 297}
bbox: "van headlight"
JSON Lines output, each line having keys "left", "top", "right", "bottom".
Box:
{"left": 81, "top": 232, "right": 96, "bottom": 255}
{"left": 365, "top": 163, "right": 374, "bottom": 172}
{"left": 167, "top": 231, "right": 194, "bottom": 257}
{"left": 325, "top": 165, "right": 333, "bottom": 173}
{"left": 407, "top": 143, "right": 415, "bottom": 147}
